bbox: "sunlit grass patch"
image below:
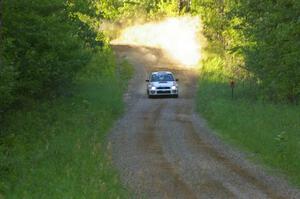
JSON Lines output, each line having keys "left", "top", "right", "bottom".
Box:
{"left": 197, "top": 74, "right": 300, "bottom": 186}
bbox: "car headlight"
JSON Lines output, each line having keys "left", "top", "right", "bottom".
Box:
{"left": 171, "top": 86, "right": 177, "bottom": 90}
{"left": 151, "top": 86, "right": 156, "bottom": 90}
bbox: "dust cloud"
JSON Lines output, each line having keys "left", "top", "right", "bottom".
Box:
{"left": 111, "top": 16, "right": 202, "bottom": 67}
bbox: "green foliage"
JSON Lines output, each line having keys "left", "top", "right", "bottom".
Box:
{"left": 1, "top": 0, "right": 93, "bottom": 110}
{"left": 236, "top": 0, "right": 300, "bottom": 102}
{"left": 197, "top": 74, "right": 300, "bottom": 185}
{"left": 79, "top": 46, "right": 116, "bottom": 82}
{"left": 192, "top": 0, "right": 300, "bottom": 103}
{"left": 95, "top": 0, "right": 182, "bottom": 24}
{"left": 0, "top": 51, "right": 132, "bottom": 198}
{"left": 196, "top": 0, "right": 300, "bottom": 185}
{"left": 68, "top": 0, "right": 107, "bottom": 48}
{"left": 94, "top": 0, "right": 123, "bottom": 20}
{"left": 0, "top": 61, "right": 16, "bottom": 112}
{"left": 0, "top": 0, "right": 136, "bottom": 197}
{"left": 156, "top": 0, "right": 180, "bottom": 17}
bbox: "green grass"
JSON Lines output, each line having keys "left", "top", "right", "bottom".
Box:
{"left": 197, "top": 71, "right": 300, "bottom": 186}
{"left": 0, "top": 50, "right": 133, "bottom": 198}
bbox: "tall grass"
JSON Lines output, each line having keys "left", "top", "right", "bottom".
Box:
{"left": 0, "top": 48, "right": 132, "bottom": 198}
{"left": 197, "top": 57, "right": 300, "bottom": 186}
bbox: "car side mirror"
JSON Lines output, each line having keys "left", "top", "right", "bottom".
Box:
{"left": 176, "top": 79, "right": 179, "bottom": 81}
{"left": 146, "top": 80, "right": 149, "bottom": 82}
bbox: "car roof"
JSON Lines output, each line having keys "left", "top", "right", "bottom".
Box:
{"left": 151, "top": 71, "right": 173, "bottom": 75}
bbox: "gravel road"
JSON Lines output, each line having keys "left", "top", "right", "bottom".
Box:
{"left": 109, "top": 44, "right": 300, "bottom": 199}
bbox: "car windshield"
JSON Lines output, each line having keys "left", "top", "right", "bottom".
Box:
{"left": 151, "top": 73, "right": 174, "bottom": 82}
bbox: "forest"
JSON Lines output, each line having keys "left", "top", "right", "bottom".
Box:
{"left": 1, "top": 0, "right": 300, "bottom": 117}
{"left": 0, "top": 0, "right": 300, "bottom": 115}
{"left": 0, "top": 0, "right": 300, "bottom": 197}
{"left": 192, "top": 0, "right": 300, "bottom": 103}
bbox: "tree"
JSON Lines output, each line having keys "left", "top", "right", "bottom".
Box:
{"left": 0, "top": 0, "right": 95, "bottom": 111}
{"left": 235, "top": 0, "right": 300, "bottom": 102}
{"left": 179, "top": 0, "right": 191, "bottom": 12}
{"left": 192, "top": 0, "right": 300, "bottom": 102}
{"left": 0, "top": 0, "right": 2, "bottom": 33}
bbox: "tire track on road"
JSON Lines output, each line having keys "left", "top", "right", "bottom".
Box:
{"left": 139, "top": 102, "right": 197, "bottom": 199}
{"left": 110, "top": 44, "right": 300, "bottom": 199}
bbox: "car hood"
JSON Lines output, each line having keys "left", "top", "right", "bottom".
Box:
{"left": 151, "top": 81, "right": 176, "bottom": 87}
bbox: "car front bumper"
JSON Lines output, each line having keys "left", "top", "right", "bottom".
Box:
{"left": 148, "top": 88, "right": 178, "bottom": 96}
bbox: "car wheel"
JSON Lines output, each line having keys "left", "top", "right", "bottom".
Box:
{"left": 173, "top": 94, "right": 178, "bottom": 98}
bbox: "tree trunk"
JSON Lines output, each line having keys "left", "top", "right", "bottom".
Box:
{"left": 0, "top": 0, "right": 2, "bottom": 66}
{"left": 0, "top": 0, "right": 2, "bottom": 34}
{"left": 179, "top": 0, "right": 191, "bottom": 12}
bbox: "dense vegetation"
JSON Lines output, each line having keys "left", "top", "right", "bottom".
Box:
{"left": 100, "top": 0, "right": 300, "bottom": 102}
{"left": 191, "top": 0, "right": 300, "bottom": 103}
{"left": 0, "top": 0, "right": 133, "bottom": 197}
{"left": 0, "top": 0, "right": 185, "bottom": 115}
{"left": 192, "top": 0, "right": 300, "bottom": 186}
{"left": 0, "top": 0, "right": 192, "bottom": 116}
{"left": 1, "top": 48, "right": 132, "bottom": 198}
{"left": 2, "top": 0, "right": 82, "bottom": 112}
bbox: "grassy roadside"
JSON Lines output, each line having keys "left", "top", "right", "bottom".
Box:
{"left": 196, "top": 59, "right": 300, "bottom": 186}
{"left": 0, "top": 48, "right": 132, "bottom": 198}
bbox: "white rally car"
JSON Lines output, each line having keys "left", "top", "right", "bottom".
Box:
{"left": 146, "top": 71, "right": 179, "bottom": 98}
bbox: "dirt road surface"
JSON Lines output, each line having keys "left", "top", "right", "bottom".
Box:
{"left": 109, "top": 45, "right": 300, "bottom": 199}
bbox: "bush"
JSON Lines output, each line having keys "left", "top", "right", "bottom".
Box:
{"left": 0, "top": 48, "right": 132, "bottom": 197}
{"left": 0, "top": 61, "right": 16, "bottom": 114}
